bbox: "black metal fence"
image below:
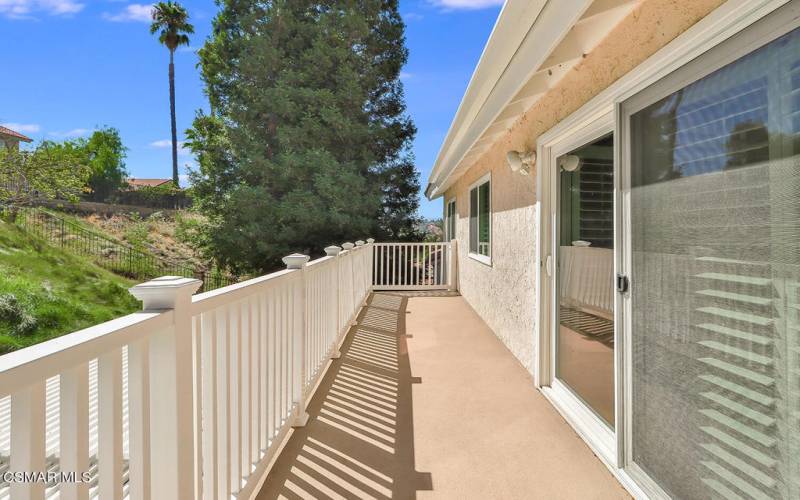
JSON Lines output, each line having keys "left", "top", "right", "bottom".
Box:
{"left": 14, "top": 207, "right": 235, "bottom": 292}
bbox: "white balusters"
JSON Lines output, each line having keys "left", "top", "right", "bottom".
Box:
{"left": 0, "top": 237, "right": 413, "bottom": 500}
{"left": 371, "top": 242, "right": 454, "bottom": 290}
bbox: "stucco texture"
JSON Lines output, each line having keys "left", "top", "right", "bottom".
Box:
{"left": 444, "top": 0, "right": 724, "bottom": 375}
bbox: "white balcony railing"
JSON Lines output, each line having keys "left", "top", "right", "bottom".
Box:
{"left": 0, "top": 239, "right": 457, "bottom": 500}
{"left": 372, "top": 241, "right": 456, "bottom": 291}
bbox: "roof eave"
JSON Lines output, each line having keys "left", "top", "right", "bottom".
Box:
{"left": 427, "top": 0, "right": 599, "bottom": 199}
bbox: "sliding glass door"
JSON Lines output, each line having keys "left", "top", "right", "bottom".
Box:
{"left": 623, "top": 14, "right": 800, "bottom": 499}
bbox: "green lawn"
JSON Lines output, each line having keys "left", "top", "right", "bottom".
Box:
{"left": 0, "top": 220, "right": 139, "bottom": 353}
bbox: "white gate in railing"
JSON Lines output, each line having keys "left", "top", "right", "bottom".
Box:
{"left": 371, "top": 241, "right": 457, "bottom": 291}
{"left": 0, "top": 240, "right": 373, "bottom": 500}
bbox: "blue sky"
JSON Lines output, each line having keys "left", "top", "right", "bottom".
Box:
{"left": 0, "top": 0, "right": 501, "bottom": 219}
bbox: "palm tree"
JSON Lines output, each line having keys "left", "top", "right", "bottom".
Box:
{"left": 150, "top": 1, "right": 194, "bottom": 187}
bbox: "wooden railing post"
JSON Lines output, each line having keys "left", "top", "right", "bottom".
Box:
{"left": 448, "top": 239, "right": 458, "bottom": 292}
{"left": 325, "top": 246, "right": 342, "bottom": 359}
{"left": 129, "top": 276, "right": 202, "bottom": 500}
{"left": 282, "top": 254, "right": 311, "bottom": 428}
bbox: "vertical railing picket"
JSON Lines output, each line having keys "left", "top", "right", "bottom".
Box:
{"left": 201, "top": 310, "right": 219, "bottom": 500}
{"left": 128, "top": 336, "right": 151, "bottom": 500}
{"left": 249, "top": 295, "right": 260, "bottom": 467}
{"left": 240, "top": 299, "right": 251, "bottom": 479}
{"left": 227, "top": 301, "right": 241, "bottom": 495}
{"left": 10, "top": 381, "right": 46, "bottom": 500}
{"left": 60, "top": 364, "right": 90, "bottom": 500}
{"left": 98, "top": 348, "right": 123, "bottom": 500}
{"left": 216, "top": 306, "right": 231, "bottom": 500}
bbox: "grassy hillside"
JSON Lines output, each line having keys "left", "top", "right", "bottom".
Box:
{"left": 77, "top": 211, "right": 207, "bottom": 270}
{"left": 0, "top": 220, "right": 139, "bottom": 353}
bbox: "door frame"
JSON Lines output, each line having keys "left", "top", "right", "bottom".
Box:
{"left": 536, "top": 107, "right": 619, "bottom": 467}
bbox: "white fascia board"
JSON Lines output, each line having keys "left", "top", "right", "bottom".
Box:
{"left": 427, "top": 0, "right": 548, "bottom": 194}
{"left": 427, "top": 0, "right": 594, "bottom": 199}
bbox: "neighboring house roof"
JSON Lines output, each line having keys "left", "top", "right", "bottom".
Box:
{"left": 127, "top": 178, "right": 173, "bottom": 189}
{"left": 426, "top": 0, "right": 641, "bottom": 199}
{"left": 0, "top": 125, "right": 33, "bottom": 143}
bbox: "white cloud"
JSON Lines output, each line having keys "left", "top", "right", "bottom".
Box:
{"left": 0, "top": 0, "right": 84, "bottom": 18}
{"left": 404, "top": 12, "right": 424, "bottom": 21}
{"left": 1, "top": 122, "right": 40, "bottom": 133}
{"left": 103, "top": 3, "right": 153, "bottom": 22}
{"left": 428, "top": 0, "right": 503, "bottom": 10}
{"left": 150, "top": 139, "right": 191, "bottom": 156}
{"left": 49, "top": 128, "right": 92, "bottom": 138}
{"left": 399, "top": 71, "right": 413, "bottom": 80}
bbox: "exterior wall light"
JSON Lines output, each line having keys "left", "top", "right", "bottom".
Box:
{"left": 506, "top": 150, "right": 535, "bottom": 175}
{"left": 559, "top": 154, "right": 582, "bottom": 172}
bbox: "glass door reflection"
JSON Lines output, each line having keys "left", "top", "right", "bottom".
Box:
{"left": 556, "top": 133, "right": 615, "bottom": 427}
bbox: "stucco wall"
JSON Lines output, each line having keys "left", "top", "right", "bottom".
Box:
{"left": 444, "top": 0, "right": 724, "bottom": 375}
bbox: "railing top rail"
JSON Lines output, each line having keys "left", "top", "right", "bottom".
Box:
{"left": 306, "top": 255, "right": 335, "bottom": 269}
{"left": 0, "top": 310, "right": 172, "bottom": 396}
{"left": 191, "top": 267, "right": 297, "bottom": 314}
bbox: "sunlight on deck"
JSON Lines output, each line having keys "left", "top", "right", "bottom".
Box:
{"left": 258, "top": 292, "right": 628, "bottom": 499}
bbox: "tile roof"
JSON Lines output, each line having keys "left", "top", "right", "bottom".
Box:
{"left": 127, "top": 178, "right": 173, "bottom": 188}
{"left": 0, "top": 125, "right": 33, "bottom": 143}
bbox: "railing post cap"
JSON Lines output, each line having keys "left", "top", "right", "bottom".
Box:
{"left": 342, "top": 242, "right": 355, "bottom": 250}
{"left": 282, "top": 253, "right": 310, "bottom": 269}
{"left": 355, "top": 240, "right": 365, "bottom": 247}
{"left": 129, "top": 276, "right": 202, "bottom": 310}
{"left": 324, "top": 245, "right": 342, "bottom": 256}
{"left": 366, "top": 238, "right": 375, "bottom": 244}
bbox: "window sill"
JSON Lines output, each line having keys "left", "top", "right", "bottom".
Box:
{"left": 468, "top": 252, "right": 492, "bottom": 266}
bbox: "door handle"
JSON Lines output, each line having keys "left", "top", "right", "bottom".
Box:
{"left": 616, "top": 274, "right": 629, "bottom": 293}
{"left": 546, "top": 255, "right": 553, "bottom": 277}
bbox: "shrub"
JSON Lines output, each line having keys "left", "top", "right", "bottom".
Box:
{"left": 0, "top": 293, "right": 37, "bottom": 336}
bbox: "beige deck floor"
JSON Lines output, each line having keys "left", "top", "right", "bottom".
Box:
{"left": 257, "top": 292, "right": 628, "bottom": 500}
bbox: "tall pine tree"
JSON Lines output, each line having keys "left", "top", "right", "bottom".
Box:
{"left": 187, "top": 0, "right": 421, "bottom": 274}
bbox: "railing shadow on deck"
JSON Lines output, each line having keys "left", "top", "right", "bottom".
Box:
{"left": 257, "top": 292, "right": 442, "bottom": 499}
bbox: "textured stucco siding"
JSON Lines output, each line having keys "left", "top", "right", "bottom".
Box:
{"left": 443, "top": 0, "right": 724, "bottom": 375}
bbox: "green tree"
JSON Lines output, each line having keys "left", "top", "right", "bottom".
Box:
{"left": 150, "top": 1, "right": 194, "bottom": 187}
{"left": 188, "top": 0, "right": 421, "bottom": 274}
{"left": 82, "top": 127, "right": 128, "bottom": 201}
{"left": 0, "top": 143, "right": 90, "bottom": 221}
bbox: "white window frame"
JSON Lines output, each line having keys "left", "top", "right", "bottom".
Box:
{"left": 533, "top": 1, "right": 795, "bottom": 498}
{"left": 468, "top": 172, "right": 492, "bottom": 265}
{"left": 444, "top": 197, "right": 456, "bottom": 242}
